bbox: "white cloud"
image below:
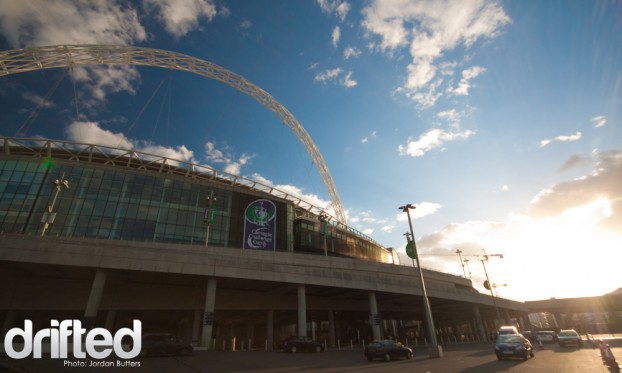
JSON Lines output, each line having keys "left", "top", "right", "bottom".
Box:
{"left": 361, "top": 130, "right": 377, "bottom": 144}
{"left": 448, "top": 66, "right": 486, "bottom": 96}
{"left": 341, "top": 71, "right": 358, "bottom": 88}
{"left": 362, "top": 0, "right": 510, "bottom": 107}
{"left": 314, "top": 68, "right": 343, "bottom": 83}
{"left": 64, "top": 121, "right": 195, "bottom": 164}
{"left": 403, "top": 78, "right": 444, "bottom": 109}
{"left": 409, "top": 150, "right": 622, "bottom": 300}
{"left": 0, "top": 1, "right": 147, "bottom": 47}
{"left": 335, "top": 2, "right": 351, "bottom": 21}
{"left": 21, "top": 92, "right": 55, "bottom": 109}
{"left": 398, "top": 128, "right": 475, "bottom": 157}
{"left": 71, "top": 65, "right": 141, "bottom": 103}
{"left": 332, "top": 26, "right": 341, "bottom": 47}
{"left": 343, "top": 46, "right": 361, "bottom": 59}
{"left": 65, "top": 121, "right": 133, "bottom": 150}
{"left": 530, "top": 150, "right": 622, "bottom": 219}
{"left": 396, "top": 202, "right": 442, "bottom": 221}
{"left": 314, "top": 68, "right": 356, "bottom": 88}
{"left": 0, "top": 1, "right": 150, "bottom": 103}
{"left": 144, "top": 0, "right": 219, "bottom": 38}
{"left": 204, "top": 142, "right": 253, "bottom": 175}
{"left": 317, "top": 0, "right": 350, "bottom": 21}
{"left": 437, "top": 108, "right": 461, "bottom": 126}
{"left": 250, "top": 173, "right": 334, "bottom": 215}
{"left": 539, "top": 131, "right": 582, "bottom": 148}
{"left": 140, "top": 143, "right": 195, "bottom": 163}
{"left": 591, "top": 115, "right": 607, "bottom": 128}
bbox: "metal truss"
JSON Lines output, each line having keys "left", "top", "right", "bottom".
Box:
{"left": 0, "top": 44, "right": 346, "bottom": 224}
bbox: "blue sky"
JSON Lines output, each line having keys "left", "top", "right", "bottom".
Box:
{"left": 0, "top": 0, "right": 620, "bottom": 301}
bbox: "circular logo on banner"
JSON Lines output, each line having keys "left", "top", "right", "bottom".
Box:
{"left": 245, "top": 199, "right": 276, "bottom": 226}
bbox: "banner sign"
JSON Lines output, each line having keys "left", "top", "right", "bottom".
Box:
{"left": 243, "top": 199, "right": 276, "bottom": 250}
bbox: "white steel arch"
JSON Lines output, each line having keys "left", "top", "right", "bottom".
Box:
{"left": 0, "top": 44, "right": 346, "bottom": 224}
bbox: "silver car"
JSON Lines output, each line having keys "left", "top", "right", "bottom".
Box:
{"left": 557, "top": 329, "right": 583, "bottom": 348}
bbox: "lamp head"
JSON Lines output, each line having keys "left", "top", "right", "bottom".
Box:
{"left": 398, "top": 204, "right": 415, "bottom": 212}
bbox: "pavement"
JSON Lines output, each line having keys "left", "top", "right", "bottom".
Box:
{"left": 2, "top": 337, "right": 621, "bottom": 373}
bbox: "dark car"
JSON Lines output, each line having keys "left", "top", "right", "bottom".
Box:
{"left": 495, "top": 334, "right": 534, "bottom": 360}
{"left": 139, "top": 333, "right": 193, "bottom": 357}
{"left": 557, "top": 329, "right": 583, "bottom": 348}
{"left": 364, "top": 340, "right": 413, "bottom": 362}
{"left": 281, "top": 336, "right": 324, "bottom": 353}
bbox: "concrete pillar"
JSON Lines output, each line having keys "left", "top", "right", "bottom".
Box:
{"left": 297, "top": 284, "right": 307, "bottom": 336}
{"left": 473, "top": 305, "right": 486, "bottom": 341}
{"left": 84, "top": 269, "right": 107, "bottom": 329}
{"left": 201, "top": 277, "right": 217, "bottom": 349}
{"left": 328, "top": 310, "right": 336, "bottom": 348}
{"left": 267, "top": 310, "right": 274, "bottom": 351}
{"left": 104, "top": 310, "right": 116, "bottom": 330}
{"left": 368, "top": 292, "right": 381, "bottom": 341}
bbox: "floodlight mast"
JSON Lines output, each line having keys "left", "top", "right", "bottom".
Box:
{"left": 0, "top": 44, "right": 347, "bottom": 225}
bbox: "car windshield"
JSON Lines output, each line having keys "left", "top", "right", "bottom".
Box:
{"left": 497, "top": 335, "right": 521, "bottom": 343}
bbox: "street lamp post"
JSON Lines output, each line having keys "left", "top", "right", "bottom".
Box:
{"left": 204, "top": 191, "right": 217, "bottom": 247}
{"left": 480, "top": 255, "right": 503, "bottom": 327}
{"left": 399, "top": 204, "right": 443, "bottom": 358}
{"left": 40, "top": 172, "right": 69, "bottom": 236}
{"left": 456, "top": 249, "right": 467, "bottom": 278}
{"left": 464, "top": 259, "right": 472, "bottom": 280}
{"left": 318, "top": 212, "right": 329, "bottom": 256}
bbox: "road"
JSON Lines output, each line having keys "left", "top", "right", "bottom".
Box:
{"left": 3, "top": 339, "right": 621, "bottom": 373}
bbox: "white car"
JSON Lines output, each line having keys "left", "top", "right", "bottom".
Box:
{"left": 498, "top": 326, "right": 519, "bottom": 335}
{"left": 557, "top": 329, "right": 582, "bottom": 348}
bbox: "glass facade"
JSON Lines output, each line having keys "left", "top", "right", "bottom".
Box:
{"left": 293, "top": 218, "right": 393, "bottom": 263}
{"left": 0, "top": 153, "right": 391, "bottom": 263}
{"left": 0, "top": 158, "right": 249, "bottom": 248}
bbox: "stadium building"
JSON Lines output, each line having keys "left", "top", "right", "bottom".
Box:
{"left": 0, "top": 45, "right": 528, "bottom": 352}
{"left": 0, "top": 137, "right": 528, "bottom": 350}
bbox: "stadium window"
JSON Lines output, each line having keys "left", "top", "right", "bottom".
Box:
{"left": 4, "top": 183, "right": 30, "bottom": 195}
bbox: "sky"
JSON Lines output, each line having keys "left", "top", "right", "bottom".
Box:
{"left": 0, "top": 0, "right": 620, "bottom": 302}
